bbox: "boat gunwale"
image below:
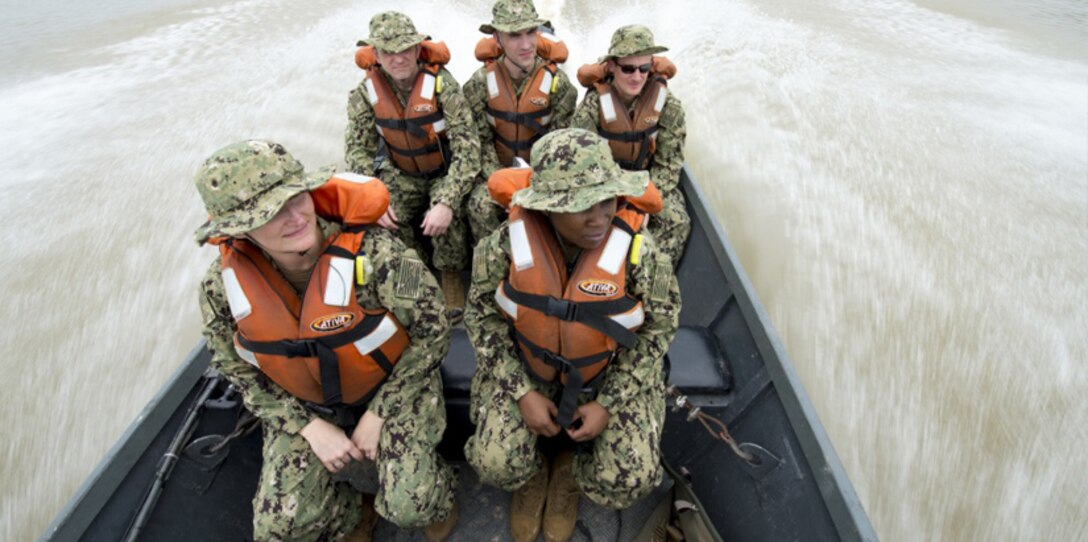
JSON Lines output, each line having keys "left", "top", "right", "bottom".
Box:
{"left": 679, "top": 165, "right": 877, "bottom": 540}
{"left": 37, "top": 342, "right": 211, "bottom": 542}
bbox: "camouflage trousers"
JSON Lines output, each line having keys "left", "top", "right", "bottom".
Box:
{"left": 649, "top": 188, "right": 691, "bottom": 267}
{"left": 382, "top": 169, "right": 470, "bottom": 272}
{"left": 464, "top": 380, "right": 666, "bottom": 510}
{"left": 252, "top": 375, "right": 457, "bottom": 540}
{"left": 466, "top": 177, "right": 506, "bottom": 245}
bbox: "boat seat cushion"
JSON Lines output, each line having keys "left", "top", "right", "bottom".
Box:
{"left": 441, "top": 328, "right": 477, "bottom": 398}
{"left": 665, "top": 326, "right": 729, "bottom": 393}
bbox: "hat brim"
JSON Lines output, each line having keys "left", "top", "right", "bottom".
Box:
{"left": 512, "top": 169, "right": 649, "bottom": 213}
{"left": 194, "top": 168, "right": 331, "bottom": 245}
{"left": 599, "top": 45, "right": 669, "bottom": 63}
{"left": 479, "top": 19, "right": 548, "bottom": 34}
{"left": 359, "top": 32, "right": 428, "bottom": 53}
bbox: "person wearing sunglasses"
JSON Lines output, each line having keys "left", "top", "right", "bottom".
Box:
{"left": 463, "top": 0, "right": 579, "bottom": 247}
{"left": 573, "top": 25, "right": 691, "bottom": 267}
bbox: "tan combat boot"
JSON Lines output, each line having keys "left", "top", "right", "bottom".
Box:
{"left": 542, "top": 452, "right": 580, "bottom": 542}
{"left": 343, "top": 493, "right": 378, "bottom": 542}
{"left": 441, "top": 271, "right": 465, "bottom": 310}
{"left": 423, "top": 500, "right": 458, "bottom": 542}
{"left": 510, "top": 460, "right": 550, "bottom": 542}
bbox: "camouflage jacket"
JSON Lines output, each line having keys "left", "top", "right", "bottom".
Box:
{"left": 198, "top": 221, "right": 450, "bottom": 433}
{"left": 465, "top": 218, "right": 680, "bottom": 413}
{"left": 463, "top": 58, "right": 578, "bottom": 180}
{"left": 571, "top": 87, "right": 686, "bottom": 193}
{"left": 345, "top": 67, "right": 481, "bottom": 208}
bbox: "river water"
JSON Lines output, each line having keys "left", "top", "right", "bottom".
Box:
{"left": 1, "top": 0, "right": 1085, "bottom": 540}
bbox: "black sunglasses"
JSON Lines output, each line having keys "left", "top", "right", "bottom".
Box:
{"left": 617, "top": 62, "right": 652, "bottom": 74}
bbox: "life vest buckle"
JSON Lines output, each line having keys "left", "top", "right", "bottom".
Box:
{"left": 282, "top": 339, "right": 320, "bottom": 358}
{"left": 544, "top": 297, "right": 580, "bottom": 321}
{"left": 542, "top": 351, "right": 574, "bottom": 374}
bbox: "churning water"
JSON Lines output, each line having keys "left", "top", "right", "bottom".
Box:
{"left": 1, "top": 0, "right": 1085, "bottom": 540}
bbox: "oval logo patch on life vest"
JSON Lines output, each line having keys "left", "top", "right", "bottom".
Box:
{"left": 643, "top": 116, "right": 659, "bottom": 126}
{"left": 577, "top": 279, "right": 619, "bottom": 297}
{"left": 412, "top": 104, "right": 435, "bottom": 113}
{"left": 529, "top": 97, "right": 549, "bottom": 107}
{"left": 310, "top": 312, "right": 355, "bottom": 332}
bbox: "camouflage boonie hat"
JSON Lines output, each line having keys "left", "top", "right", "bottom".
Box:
{"left": 513, "top": 128, "right": 649, "bottom": 213}
{"left": 479, "top": 0, "right": 547, "bottom": 34}
{"left": 359, "top": 11, "right": 428, "bottom": 53}
{"left": 602, "top": 24, "right": 668, "bottom": 61}
{"left": 193, "top": 140, "right": 329, "bottom": 245}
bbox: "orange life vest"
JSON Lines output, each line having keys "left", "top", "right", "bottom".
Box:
{"left": 475, "top": 32, "right": 569, "bottom": 166}
{"left": 487, "top": 167, "right": 661, "bottom": 427}
{"left": 355, "top": 41, "right": 452, "bottom": 180}
{"left": 216, "top": 173, "right": 409, "bottom": 407}
{"left": 576, "top": 56, "right": 677, "bottom": 171}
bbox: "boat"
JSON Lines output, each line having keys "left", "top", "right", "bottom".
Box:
{"left": 40, "top": 165, "right": 877, "bottom": 541}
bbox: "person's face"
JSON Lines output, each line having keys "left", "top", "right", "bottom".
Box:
{"left": 547, "top": 197, "right": 618, "bottom": 250}
{"left": 376, "top": 45, "right": 420, "bottom": 83}
{"left": 246, "top": 192, "right": 320, "bottom": 255}
{"left": 609, "top": 54, "right": 653, "bottom": 101}
{"left": 496, "top": 27, "right": 539, "bottom": 69}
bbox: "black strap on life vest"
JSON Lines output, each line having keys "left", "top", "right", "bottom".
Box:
{"left": 302, "top": 384, "right": 382, "bottom": 427}
{"left": 610, "top": 214, "right": 638, "bottom": 235}
{"left": 513, "top": 329, "right": 611, "bottom": 428}
{"left": 384, "top": 139, "right": 442, "bottom": 158}
{"left": 493, "top": 130, "right": 543, "bottom": 152}
{"left": 597, "top": 125, "right": 658, "bottom": 171}
{"left": 484, "top": 105, "right": 553, "bottom": 134}
{"left": 374, "top": 110, "right": 445, "bottom": 139}
{"left": 501, "top": 282, "right": 639, "bottom": 349}
{"left": 337, "top": 224, "right": 369, "bottom": 235}
{"left": 381, "top": 137, "right": 450, "bottom": 181}
{"left": 237, "top": 311, "right": 393, "bottom": 406}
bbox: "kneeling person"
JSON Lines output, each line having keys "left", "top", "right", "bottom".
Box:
{"left": 195, "top": 141, "right": 456, "bottom": 541}
{"left": 464, "top": 129, "right": 680, "bottom": 542}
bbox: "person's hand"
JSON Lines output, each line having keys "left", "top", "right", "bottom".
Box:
{"left": 377, "top": 203, "right": 399, "bottom": 230}
{"left": 299, "top": 418, "right": 364, "bottom": 473}
{"left": 350, "top": 410, "right": 385, "bottom": 461}
{"left": 518, "top": 390, "right": 561, "bottom": 437}
{"left": 421, "top": 203, "right": 453, "bottom": 236}
{"left": 565, "top": 401, "right": 610, "bottom": 442}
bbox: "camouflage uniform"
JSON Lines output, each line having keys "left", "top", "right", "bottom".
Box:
{"left": 462, "top": 130, "right": 681, "bottom": 509}
{"left": 463, "top": 0, "right": 579, "bottom": 242}
{"left": 345, "top": 12, "right": 480, "bottom": 273}
{"left": 572, "top": 25, "right": 691, "bottom": 266}
{"left": 194, "top": 141, "right": 456, "bottom": 540}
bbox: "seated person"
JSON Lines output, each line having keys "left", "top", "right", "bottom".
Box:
{"left": 463, "top": 0, "right": 577, "bottom": 244}
{"left": 194, "top": 140, "right": 456, "bottom": 541}
{"left": 573, "top": 25, "right": 691, "bottom": 266}
{"left": 463, "top": 129, "right": 681, "bottom": 542}
{"left": 345, "top": 11, "right": 481, "bottom": 310}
